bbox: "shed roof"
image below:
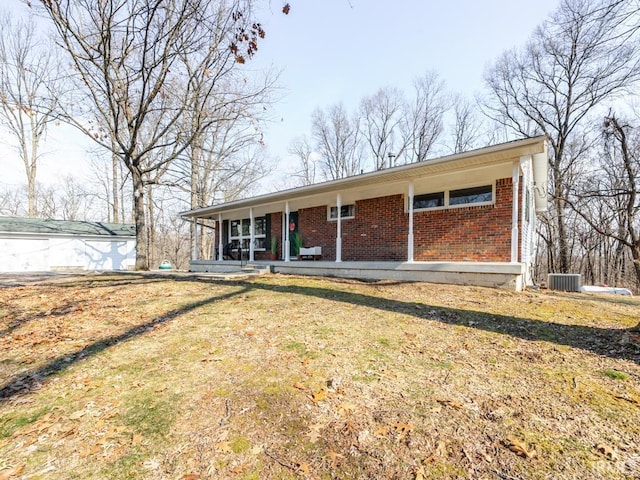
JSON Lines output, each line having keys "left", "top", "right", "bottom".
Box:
{"left": 0, "top": 217, "right": 136, "bottom": 237}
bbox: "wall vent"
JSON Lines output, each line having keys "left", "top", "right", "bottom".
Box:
{"left": 548, "top": 274, "right": 581, "bottom": 292}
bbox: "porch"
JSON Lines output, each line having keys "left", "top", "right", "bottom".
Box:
{"left": 189, "top": 259, "right": 527, "bottom": 291}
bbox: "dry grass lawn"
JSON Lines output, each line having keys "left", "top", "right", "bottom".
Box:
{"left": 0, "top": 272, "right": 639, "bottom": 479}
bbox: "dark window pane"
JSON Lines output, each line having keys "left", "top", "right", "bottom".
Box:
{"left": 449, "top": 185, "right": 492, "bottom": 205}
{"left": 230, "top": 220, "right": 240, "bottom": 237}
{"left": 413, "top": 192, "right": 444, "bottom": 209}
{"left": 254, "top": 217, "right": 266, "bottom": 235}
{"left": 241, "top": 219, "right": 250, "bottom": 236}
{"left": 329, "top": 204, "right": 355, "bottom": 219}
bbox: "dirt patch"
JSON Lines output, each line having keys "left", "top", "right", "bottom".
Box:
{"left": 0, "top": 273, "right": 639, "bottom": 479}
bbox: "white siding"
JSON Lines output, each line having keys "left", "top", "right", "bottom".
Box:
{"left": 49, "top": 238, "right": 86, "bottom": 269}
{"left": 0, "top": 236, "right": 135, "bottom": 272}
{"left": 0, "top": 238, "right": 49, "bottom": 271}
{"left": 85, "top": 239, "right": 136, "bottom": 270}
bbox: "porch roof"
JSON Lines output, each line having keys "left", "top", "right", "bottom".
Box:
{"left": 181, "top": 136, "right": 547, "bottom": 220}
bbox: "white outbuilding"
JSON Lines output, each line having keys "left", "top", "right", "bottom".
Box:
{"left": 0, "top": 216, "right": 136, "bottom": 272}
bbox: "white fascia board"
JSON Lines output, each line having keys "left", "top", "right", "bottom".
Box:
{"left": 181, "top": 136, "right": 547, "bottom": 219}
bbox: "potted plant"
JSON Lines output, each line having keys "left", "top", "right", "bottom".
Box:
{"left": 269, "top": 236, "right": 278, "bottom": 260}
{"left": 292, "top": 232, "right": 303, "bottom": 259}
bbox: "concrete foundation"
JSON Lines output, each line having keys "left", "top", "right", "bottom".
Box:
{"left": 190, "top": 260, "right": 526, "bottom": 291}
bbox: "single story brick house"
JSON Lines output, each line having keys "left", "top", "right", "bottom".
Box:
{"left": 182, "top": 136, "right": 548, "bottom": 290}
{"left": 0, "top": 217, "right": 136, "bottom": 272}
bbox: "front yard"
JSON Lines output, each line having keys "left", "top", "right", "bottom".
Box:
{"left": 0, "top": 273, "right": 639, "bottom": 479}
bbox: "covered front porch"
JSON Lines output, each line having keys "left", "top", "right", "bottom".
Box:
{"left": 189, "top": 259, "right": 527, "bottom": 290}
{"left": 182, "top": 137, "right": 549, "bottom": 291}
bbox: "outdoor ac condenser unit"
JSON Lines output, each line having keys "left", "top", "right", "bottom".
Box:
{"left": 548, "top": 274, "right": 581, "bottom": 292}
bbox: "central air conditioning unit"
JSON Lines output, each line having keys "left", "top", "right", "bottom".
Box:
{"left": 548, "top": 274, "right": 581, "bottom": 292}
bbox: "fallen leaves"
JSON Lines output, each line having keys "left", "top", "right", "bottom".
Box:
{"left": 0, "top": 465, "right": 25, "bottom": 480}
{"left": 310, "top": 387, "right": 329, "bottom": 403}
{"left": 503, "top": 436, "right": 537, "bottom": 460}
{"left": 436, "top": 398, "right": 464, "bottom": 409}
{"left": 594, "top": 443, "right": 618, "bottom": 461}
{"left": 1, "top": 274, "right": 639, "bottom": 480}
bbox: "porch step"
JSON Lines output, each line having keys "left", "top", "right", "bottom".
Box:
{"left": 240, "top": 264, "right": 271, "bottom": 275}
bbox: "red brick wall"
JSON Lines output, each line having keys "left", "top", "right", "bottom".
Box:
{"left": 298, "top": 194, "right": 407, "bottom": 261}
{"left": 211, "top": 177, "right": 516, "bottom": 263}
{"left": 295, "top": 178, "right": 514, "bottom": 262}
{"left": 412, "top": 178, "right": 513, "bottom": 262}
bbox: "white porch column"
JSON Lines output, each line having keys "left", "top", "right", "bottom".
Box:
{"left": 192, "top": 218, "right": 199, "bottom": 261}
{"left": 249, "top": 208, "right": 255, "bottom": 262}
{"left": 336, "top": 194, "right": 342, "bottom": 263}
{"left": 218, "top": 213, "right": 223, "bottom": 261}
{"left": 408, "top": 182, "right": 414, "bottom": 262}
{"left": 285, "top": 202, "right": 291, "bottom": 262}
{"left": 511, "top": 160, "right": 521, "bottom": 263}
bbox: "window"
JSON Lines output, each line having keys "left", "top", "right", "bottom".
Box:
{"left": 329, "top": 204, "right": 355, "bottom": 220}
{"left": 411, "top": 184, "right": 494, "bottom": 211}
{"left": 413, "top": 192, "right": 444, "bottom": 210}
{"left": 449, "top": 185, "right": 493, "bottom": 206}
{"left": 229, "top": 217, "right": 267, "bottom": 250}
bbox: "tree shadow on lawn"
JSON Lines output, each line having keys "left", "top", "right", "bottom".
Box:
{"left": 0, "top": 273, "right": 169, "bottom": 340}
{"left": 243, "top": 280, "right": 640, "bottom": 365}
{"left": 2, "top": 275, "right": 638, "bottom": 403}
{"left": 0, "top": 285, "right": 251, "bottom": 403}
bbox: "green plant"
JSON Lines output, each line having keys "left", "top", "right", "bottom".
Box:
{"left": 291, "top": 232, "right": 303, "bottom": 255}
{"left": 271, "top": 236, "right": 278, "bottom": 254}
{"left": 601, "top": 368, "right": 628, "bottom": 380}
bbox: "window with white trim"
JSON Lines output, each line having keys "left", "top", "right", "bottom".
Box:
{"left": 229, "top": 217, "right": 267, "bottom": 250}
{"left": 449, "top": 185, "right": 493, "bottom": 206}
{"left": 412, "top": 184, "right": 494, "bottom": 210}
{"left": 328, "top": 204, "right": 355, "bottom": 220}
{"left": 413, "top": 192, "right": 444, "bottom": 209}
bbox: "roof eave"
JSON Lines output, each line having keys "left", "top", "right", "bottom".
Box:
{"left": 181, "top": 136, "right": 547, "bottom": 219}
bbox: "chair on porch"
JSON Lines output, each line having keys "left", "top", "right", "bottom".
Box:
{"left": 214, "top": 242, "right": 236, "bottom": 260}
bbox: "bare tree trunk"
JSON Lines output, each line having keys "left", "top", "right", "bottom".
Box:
{"left": 23, "top": 141, "right": 37, "bottom": 217}
{"left": 112, "top": 147, "right": 119, "bottom": 223}
{"left": 147, "top": 184, "right": 156, "bottom": 269}
{"left": 132, "top": 169, "right": 148, "bottom": 271}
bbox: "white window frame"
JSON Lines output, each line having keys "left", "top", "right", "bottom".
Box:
{"left": 229, "top": 217, "right": 267, "bottom": 251}
{"left": 410, "top": 183, "right": 495, "bottom": 212}
{"left": 328, "top": 204, "right": 355, "bottom": 221}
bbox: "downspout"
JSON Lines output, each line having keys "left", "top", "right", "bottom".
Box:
{"left": 218, "top": 213, "right": 223, "bottom": 261}
{"left": 285, "top": 202, "right": 290, "bottom": 262}
{"left": 249, "top": 208, "right": 255, "bottom": 262}
{"left": 336, "top": 194, "right": 342, "bottom": 262}
{"left": 511, "top": 161, "right": 521, "bottom": 263}
{"left": 408, "top": 182, "right": 414, "bottom": 262}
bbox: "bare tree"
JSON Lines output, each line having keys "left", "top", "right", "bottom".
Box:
{"left": 0, "top": 12, "right": 62, "bottom": 217}
{"left": 312, "top": 103, "right": 364, "bottom": 179}
{"left": 0, "top": 185, "right": 24, "bottom": 216}
{"left": 483, "top": 0, "right": 640, "bottom": 273}
{"left": 569, "top": 114, "right": 640, "bottom": 292}
{"left": 359, "top": 86, "right": 408, "bottom": 169}
{"left": 405, "top": 71, "right": 448, "bottom": 163}
{"left": 39, "top": 0, "right": 269, "bottom": 270}
{"left": 288, "top": 135, "right": 317, "bottom": 185}
{"left": 449, "top": 93, "right": 483, "bottom": 154}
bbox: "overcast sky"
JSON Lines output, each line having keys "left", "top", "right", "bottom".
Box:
{"left": 0, "top": 0, "right": 560, "bottom": 189}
